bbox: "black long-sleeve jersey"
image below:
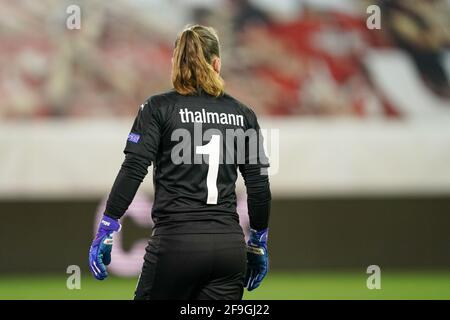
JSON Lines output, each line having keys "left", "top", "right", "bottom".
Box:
{"left": 104, "top": 89, "right": 271, "bottom": 235}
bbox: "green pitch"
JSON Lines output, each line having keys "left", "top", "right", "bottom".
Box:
{"left": 0, "top": 271, "right": 449, "bottom": 300}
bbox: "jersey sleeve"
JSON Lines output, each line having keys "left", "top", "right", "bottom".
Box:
{"left": 239, "top": 109, "right": 271, "bottom": 231}
{"left": 123, "top": 97, "right": 162, "bottom": 162}
{"left": 104, "top": 98, "right": 163, "bottom": 220}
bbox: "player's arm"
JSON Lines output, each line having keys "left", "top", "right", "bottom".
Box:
{"left": 89, "top": 98, "right": 162, "bottom": 280}
{"left": 239, "top": 110, "right": 271, "bottom": 291}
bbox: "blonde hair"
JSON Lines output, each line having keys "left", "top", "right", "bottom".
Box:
{"left": 172, "top": 25, "right": 224, "bottom": 97}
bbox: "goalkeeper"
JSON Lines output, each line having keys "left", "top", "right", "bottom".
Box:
{"left": 88, "top": 25, "right": 271, "bottom": 300}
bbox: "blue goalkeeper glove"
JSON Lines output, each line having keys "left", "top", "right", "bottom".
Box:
{"left": 245, "top": 228, "right": 269, "bottom": 291}
{"left": 89, "top": 215, "right": 121, "bottom": 280}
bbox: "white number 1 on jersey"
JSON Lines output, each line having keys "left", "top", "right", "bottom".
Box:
{"left": 196, "top": 135, "right": 220, "bottom": 204}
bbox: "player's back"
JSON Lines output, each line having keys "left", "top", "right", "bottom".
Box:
{"left": 127, "top": 89, "right": 262, "bottom": 235}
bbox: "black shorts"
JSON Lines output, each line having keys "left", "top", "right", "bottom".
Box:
{"left": 134, "top": 233, "right": 247, "bottom": 300}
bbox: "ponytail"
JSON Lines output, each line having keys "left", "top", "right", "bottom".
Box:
{"left": 172, "top": 25, "right": 224, "bottom": 97}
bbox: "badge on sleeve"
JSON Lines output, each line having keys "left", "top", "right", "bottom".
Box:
{"left": 127, "top": 132, "right": 141, "bottom": 143}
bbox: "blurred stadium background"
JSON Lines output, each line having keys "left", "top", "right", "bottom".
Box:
{"left": 1, "top": 0, "right": 450, "bottom": 299}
